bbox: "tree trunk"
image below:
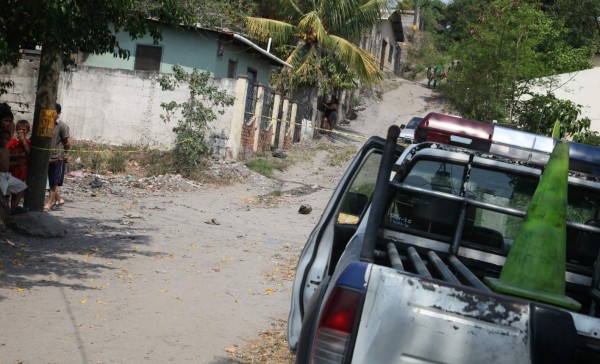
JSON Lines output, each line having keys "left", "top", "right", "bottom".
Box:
{"left": 24, "top": 47, "right": 61, "bottom": 211}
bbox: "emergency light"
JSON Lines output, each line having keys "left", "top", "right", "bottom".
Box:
{"left": 413, "top": 112, "right": 600, "bottom": 176}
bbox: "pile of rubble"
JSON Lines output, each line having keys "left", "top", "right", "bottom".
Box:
{"left": 62, "top": 160, "right": 272, "bottom": 200}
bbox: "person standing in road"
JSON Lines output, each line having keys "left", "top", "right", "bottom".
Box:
{"left": 321, "top": 97, "right": 339, "bottom": 134}
{"left": 44, "top": 103, "right": 70, "bottom": 212}
{"left": 433, "top": 64, "right": 443, "bottom": 88}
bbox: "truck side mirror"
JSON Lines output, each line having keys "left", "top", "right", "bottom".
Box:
{"left": 400, "top": 124, "right": 406, "bottom": 129}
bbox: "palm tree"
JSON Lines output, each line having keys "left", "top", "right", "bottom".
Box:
{"left": 246, "top": 0, "right": 386, "bottom": 90}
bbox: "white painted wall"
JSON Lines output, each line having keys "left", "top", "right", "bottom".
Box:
{"left": 0, "top": 61, "right": 236, "bottom": 152}
{"left": 530, "top": 67, "right": 600, "bottom": 133}
{"left": 362, "top": 19, "right": 401, "bottom": 75}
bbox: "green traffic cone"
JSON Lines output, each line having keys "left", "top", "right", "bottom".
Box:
{"left": 552, "top": 119, "right": 561, "bottom": 139}
{"left": 484, "top": 141, "right": 581, "bottom": 311}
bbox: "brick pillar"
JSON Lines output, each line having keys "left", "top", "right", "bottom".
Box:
{"left": 252, "top": 85, "right": 265, "bottom": 152}
{"left": 226, "top": 76, "right": 249, "bottom": 160}
{"left": 277, "top": 98, "right": 290, "bottom": 150}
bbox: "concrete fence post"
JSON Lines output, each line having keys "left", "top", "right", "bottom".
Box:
{"left": 288, "top": 102, "right": 298, "bottom": 141}
{"left": 278, "top": 98, "right": 290, "bottom": 149}
{"left": 252, "top": 85, "right": 265, "bottom": 152}
{"left": 270, "top": 93, "right": 282, "bottom": 146}
{"left": 227, "top": 75, "right": 249, "bottom": 160}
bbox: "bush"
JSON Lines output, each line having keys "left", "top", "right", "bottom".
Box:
{"left": 158, "top": 65, "right": 234, "bottom": 176}
{"left": 106, "top": 151, "right": 127, "bottom": 174}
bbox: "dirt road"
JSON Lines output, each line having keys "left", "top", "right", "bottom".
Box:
{"left": 0, "top": 77, "right": 445, "bottom": 363}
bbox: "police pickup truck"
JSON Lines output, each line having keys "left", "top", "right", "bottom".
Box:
{"left": 288, "top": 112, "right": 600, "bottom": 363}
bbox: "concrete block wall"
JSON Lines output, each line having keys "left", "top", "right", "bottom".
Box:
{"left": 1, "top": 59, "right": 314, "bottom": 161}
{"left": 0, "top": 60, "right": 236, "bottom": 151}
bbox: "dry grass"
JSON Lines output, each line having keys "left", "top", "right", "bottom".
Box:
{"left": 234, "top": 245, "right": 299, "bottom": 363}
{"left": 234, "top": 318, "right": 295, "bottom": 363}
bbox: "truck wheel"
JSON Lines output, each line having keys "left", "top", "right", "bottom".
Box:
{"left": 295, "top": 276, "right": 330, "bottom": 364}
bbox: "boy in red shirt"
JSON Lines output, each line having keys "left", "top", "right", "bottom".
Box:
{"left": 7, "top": 119, "right": 31, "bottom": 209}
{"left": 0, "top": 129, "right": 27, "bottom": 213}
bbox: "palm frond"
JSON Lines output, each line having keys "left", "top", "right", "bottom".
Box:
{"left": 246, "top": 17, "right": 295, "bottom": 45}
{"left": 296, "top": 11, "right": 332, "bottom": 48}
{"left": 286, "top": 0, "right": 306, "bottom": 17}
{"left": 294, "top": 46, "right": 319, "bottom": 78}
{"left": 321, "top": 0, "right": 384, "bottom": 38}
{"left": 329, "top": 34, "right": 382, "bottom": 84}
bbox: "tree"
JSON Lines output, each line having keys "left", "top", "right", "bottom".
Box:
{"left": 245, "top": 0, "right": 385, "bottom": 92}
{"left": 514, "top": 92, "right": 593, "bottom": 140}
{"left": 406, "top": 0, "right": 446, "bottom": 32}
{"left": 1, "top": 0, "right": 195, "bottom": 210}
{"left": 158, "top": 65, "right": 234, "bottom": 175}
{"left": 540, "top": 0, "right": 600, "bottom": 51}
{"left": 443, "top": 0, "right": 555, "bottom": 121}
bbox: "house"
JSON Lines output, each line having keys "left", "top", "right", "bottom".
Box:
{"left": 360, "top": 10, "right": 405, "bottom": 75}
{"left": 0, "top": 24, "right": 291, "bottom": 152}
{"left": 82, "top": 24, "right": 290, "bottom": 85}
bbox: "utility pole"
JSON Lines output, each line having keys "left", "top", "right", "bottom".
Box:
{"left": 25, "top": 46, "right": 60, "bottom": 211}
{"left": 413, "top": 0, "right": 420, "bottom": 32}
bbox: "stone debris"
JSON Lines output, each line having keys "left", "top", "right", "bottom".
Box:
{"left": 298, "top": 204, "right": 312, "bottom": 215}
{"left": 8, "top": 211, "right": 68, "bottom": 238}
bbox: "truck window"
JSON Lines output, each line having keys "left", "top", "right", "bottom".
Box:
{"left": 337, "top": 152, "right": 382, "bottom": 225}
{"left": 403, "top": 160, "right": 464, "bottom": 195}
{"left": 463, "top": 168, "right": 538, "bottom": 252}
{"left": 387, "top": 160, "right": 600, "bottom": 266}
{"left": 386, "top": 160, "right": 465, "bottom": 240}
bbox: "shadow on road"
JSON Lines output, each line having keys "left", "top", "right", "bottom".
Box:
{"left": 0, "top": 214, "right": 159, "bottom": 302}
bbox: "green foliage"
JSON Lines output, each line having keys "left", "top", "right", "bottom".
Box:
{"left": 158, "top": 65, "right": 234, "bottom": 175}
{"left": 541, "top": 0, "right": 600, "bottom": 52}
{"left": 435, "top": 0, "right": 596, "bottom": 122}
{"left": 193, "top": 0, "right": 257, "bottom": 33}
{"left": 573, "top": 131, "right": 600, "bottom": 147}
{"left": 546, "top": 45, "right": 594, "bottom": 74}
{"left": 444, "top": 0, "right": 556, "bottom": 121}
{"left": 90, "top": 154, "right": 104, "bottom": 173}
{"left": 245, "top": 157, "right": 286, "bottom": 178}
{"left": 514, "top": 92, "right": 592, "bottom": 139}
{"left": 106, "top": 151, "right": 127, "bottom": 174}
{"left": 0, "top": 0, "right": 196, "bottom": 67}
{"left": 415, "top": 0, "right": 448, "bottom": 32}
{"left": 247, "top": 0, "right": 383, "bottom": 92}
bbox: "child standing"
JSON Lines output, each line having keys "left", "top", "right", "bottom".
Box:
{"left": 0, "top": 106, "right": 15, "bottom": 136}
{"left": 0, "top": 129, "right": 27, "bottom": 213}
{"left": 7, "top": 120, "right": 31, "bottom": 209}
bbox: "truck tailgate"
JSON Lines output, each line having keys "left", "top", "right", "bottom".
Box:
{"left": 352, "top": 265, "right": 531, "bottom": 364}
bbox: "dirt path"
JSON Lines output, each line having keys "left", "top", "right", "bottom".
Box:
{"left": 0, "top": 77, "right": 445, "bottom": 363}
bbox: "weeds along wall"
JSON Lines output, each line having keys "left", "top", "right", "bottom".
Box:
{"left": 0, "top": 59, "right": 236, "bottom": 152}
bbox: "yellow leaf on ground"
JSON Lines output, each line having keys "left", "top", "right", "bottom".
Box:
{"left": 80, "top": 299, "right": 87, "bottom": 304}
{"left": 15, "top": 252, "right": 21, "bottom": 257}
{"left": 191, "top": 244, "right": 197, "bottom": 249}
{"left": 265, "top": 289, "right": 273, "bottom": 294}
{"left": 16, "top": 287, "right": 26, "bottom": 292}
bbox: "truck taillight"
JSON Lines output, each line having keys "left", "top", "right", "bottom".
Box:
{"left": 311, "top": 287, "right": 361, "bottom": 363}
